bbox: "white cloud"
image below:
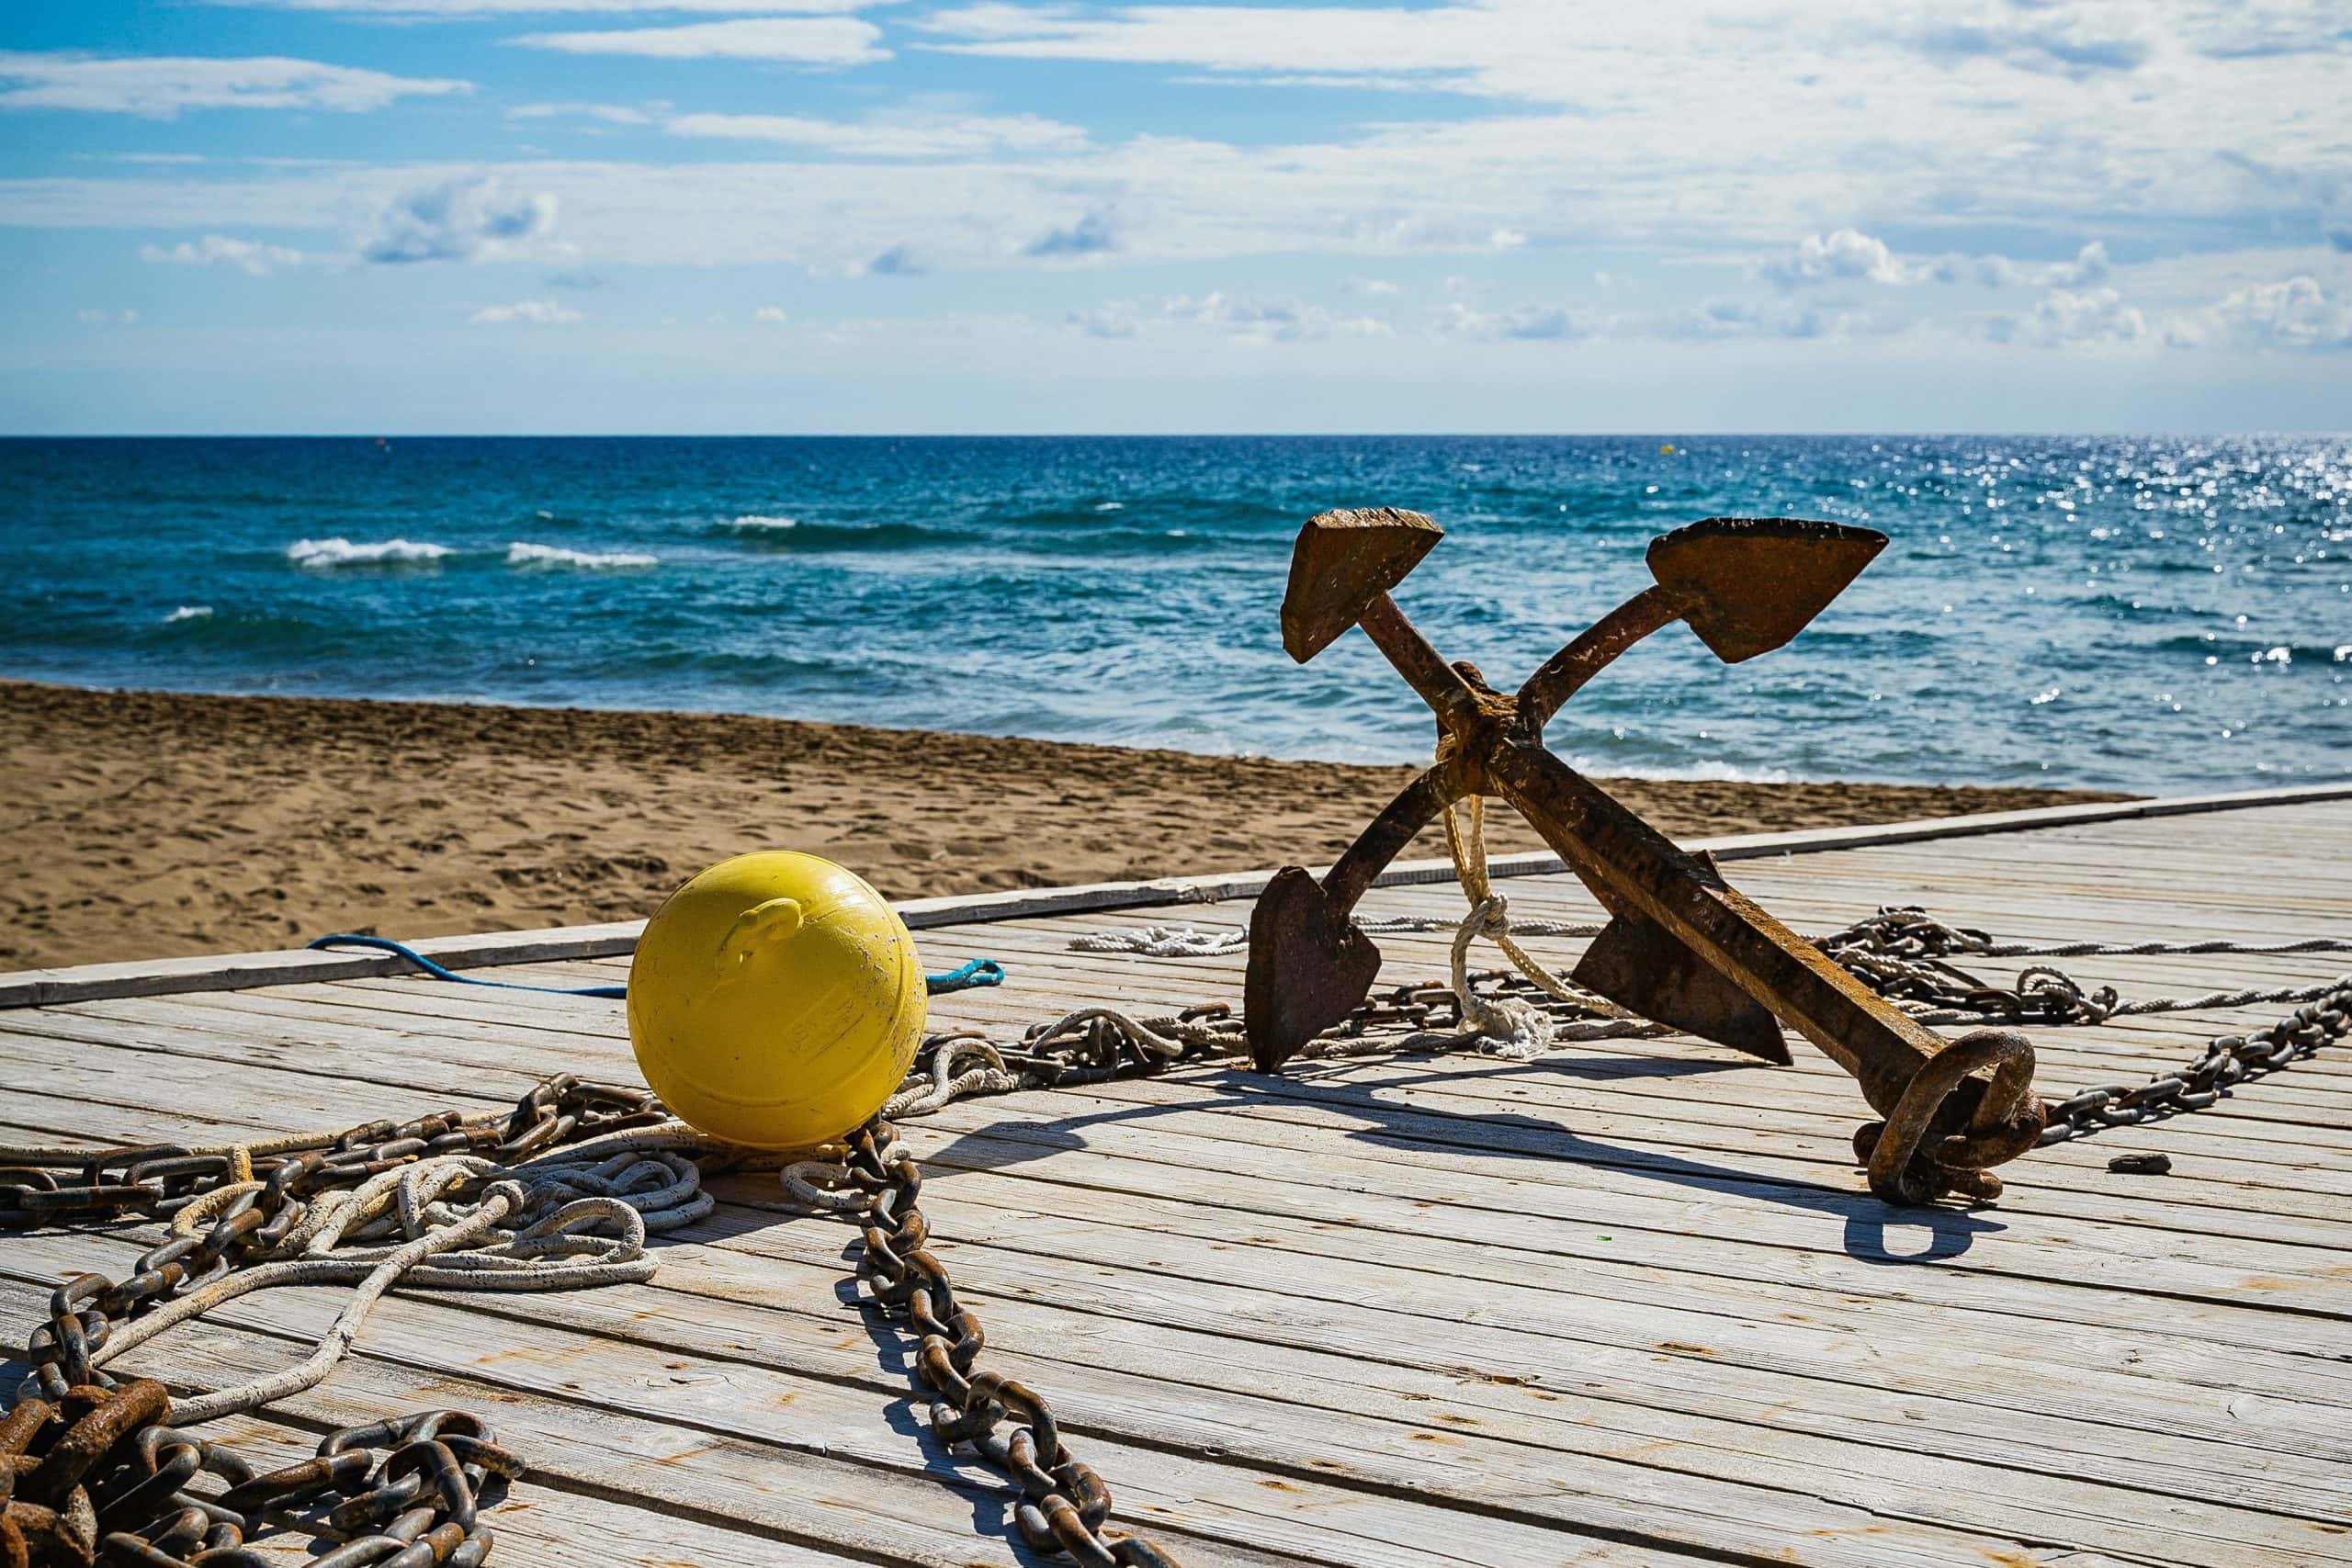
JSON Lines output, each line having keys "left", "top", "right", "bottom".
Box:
{"left": 361, "top": 175, "right": 556, "bottom": 264}
{"left": 918, "top": 1, "right": 2296, "bottom": 98}
{"left": 0, "top": 2, "right": 2336, "bottom": 297}
{"left": 1939, "top": 241, "right": 2112, "bottom": 288}
{"left": 469, "top": 298, "right": 582, "bottom": 324}
{"left": 1342, "top": 277, "right": 1402, "bottom": 296}
{"left": 1987, "top": 286, "right": 2150, "bottom": 346}
{"left": 1160, "top": 291, "right": 1392, "bottom": 343}
{"left": 74, "top": 308, "right": 139, "bottom": 324}
{"left": 1440, "top": 294, "right": 1877, "bottom": 343}
{"left": 2174, "top": 276, "right": 2352, "bottom": 350}
{"left": 509, "top": 101, "right": 658, "bottom": 126}
{"left": 1768, "top": 231, "right": 2116, "bottom": 291}
{"left": 515, "top": 18, "right": 888, "bottom": 64}
{"left": 1440, "top": 301, "right": 1595, "bottom": 340}
{"left": 1762, "top": 228, "right": 1913, "bottom": 288}
{"left": 666, "top": 111, "right": 1085, "bottom": 158}
{"left": 753, "top": 305, "right": 789, "bottom": 323}
{"left": 1065, "top": 291, "right": 1391, "bottom": 343}
{"left": 141, "top": 232, "right": 306, "bottom": 275}
{"left": 0, "top": 51, "right": 468, "bottom": 117}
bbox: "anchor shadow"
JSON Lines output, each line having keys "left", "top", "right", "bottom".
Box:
{"left": 917, "top": 1046, "right": 2001, "bottom": 1265}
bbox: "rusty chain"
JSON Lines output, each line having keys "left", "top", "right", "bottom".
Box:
{"left": 1, "top": 1378, "right": 521, "bottom": 1568}
{"left": 2036, "top": 979, "right": 2352, "bottom": 1145}
{"left": 791, "top": 1122, "right": 1180, "bottom": 1568}
{"left": 1815, "top": 906, "right": 2352, "bottom": 1025}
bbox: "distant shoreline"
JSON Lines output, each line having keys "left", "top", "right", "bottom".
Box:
{"left": 0, "top": 679, "right": 2133, "bottom": 969}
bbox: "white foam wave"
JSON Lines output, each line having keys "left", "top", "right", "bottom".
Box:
{"left": 506, "top": 542, "right": 658, "bottom": 570}
{"left": 726, "top": 513, "right": 797, "bottom": 530}
{"left": 1561, "top": 753, "right": 1795, "bottom": 785}
{"left": 163, "top": 605, "right": 213, "bottom": 623}
{"left": 1093, "top": 501, "right": 1124, "bottom": 512}
{"left": 288, "top": 537, "right": 451, "bottom": 568}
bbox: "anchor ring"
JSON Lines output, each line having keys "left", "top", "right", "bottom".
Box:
{"left": 1862, "top": 1028, "right": 2043, "bottom": 1205}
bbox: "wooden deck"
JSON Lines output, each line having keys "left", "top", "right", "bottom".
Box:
{"left": 6, "top": 788, "right": 2350, "bottom": 1567}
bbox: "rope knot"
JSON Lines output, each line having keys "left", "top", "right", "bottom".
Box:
{"left": 1467, "top": 996, "right": 1555, "bottom": 1060}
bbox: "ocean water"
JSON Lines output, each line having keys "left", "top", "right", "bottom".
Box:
{"left": 3, "top": 434, "right": 2346, "bottom": 795}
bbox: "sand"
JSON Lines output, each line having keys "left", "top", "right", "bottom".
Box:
{"left": 0, "top": 680, "right": 2133, "bottom": 969}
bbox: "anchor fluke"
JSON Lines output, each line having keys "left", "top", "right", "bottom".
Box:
{"left": 1647, "top": 517, "right": 1886, "bottom": 664}
{"left": 1245, "top": 866, "right": 1385, "bottom": 1071}
{"left": 1571, "top": 908, "right": 1792, "bottom": 1065}
{"left": 1281, "top": 506, "right": 1445, "bottom": 662}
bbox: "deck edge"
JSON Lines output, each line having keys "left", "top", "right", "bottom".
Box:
{"left": 5, "top": 779, "right": 2347, "bottom": 1009}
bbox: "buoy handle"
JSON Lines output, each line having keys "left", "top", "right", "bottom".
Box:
{"left": 718, "top": 897, "right": 804, "bottom": 966}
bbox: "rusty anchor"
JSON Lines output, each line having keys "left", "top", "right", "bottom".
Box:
{"left": 1246, "top": 506, "right": 2047, "bottom": 1205}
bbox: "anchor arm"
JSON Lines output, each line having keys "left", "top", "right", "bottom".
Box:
{"left": 1517, "top": 584, "right": 1682, "bottom": 733}
{"left": 1321, "top": 750, "right": 1480, "bottom": 914}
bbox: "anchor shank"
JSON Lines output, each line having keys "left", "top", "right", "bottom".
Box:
{"left": 1356, "top": 592, "right": 1484, "bottom": 734}
{"left": 1486, "top": 739, "right": 1939, "bottom": 1114}
{"left": 1518, "top": 584, "right": 1682, "bottom": 733}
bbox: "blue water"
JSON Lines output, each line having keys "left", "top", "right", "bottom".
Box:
{"left": 3, "top": 435, "right": 2346, "bottom": 794}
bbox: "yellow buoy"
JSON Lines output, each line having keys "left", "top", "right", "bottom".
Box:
{"left": 628, "top": 852, "right": 925, "bottom": 1149}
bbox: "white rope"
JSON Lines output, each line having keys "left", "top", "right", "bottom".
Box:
{"left": 48, "top": 1132, "right": 723, "bottom": 1422}
{"left": 1068, "top": 908, "right": 1604, "bottom": 959}
{"left": 1069, "top": 925, "right": 1247, "bottom": 957}
{"left": 887, "top": 1035, "right": 1027, "bottom": 1118}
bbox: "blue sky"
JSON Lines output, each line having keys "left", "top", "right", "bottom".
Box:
{"left": 2, "top": 0, "right": 2347, "bottom": 434}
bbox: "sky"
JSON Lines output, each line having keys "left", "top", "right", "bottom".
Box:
{"left": 1, "top": 1, "right": 2347, "bottom": 434}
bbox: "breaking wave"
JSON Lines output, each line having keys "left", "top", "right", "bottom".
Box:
{"left": 288, "top": 537, "right": 452, "bottom": 569}
{"left": 506, "top": 542, "right": 659, "bottom": 570}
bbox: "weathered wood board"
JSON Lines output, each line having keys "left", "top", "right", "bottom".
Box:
{"left": 4, "top": 790, "right": 2348, "bottom": 1566}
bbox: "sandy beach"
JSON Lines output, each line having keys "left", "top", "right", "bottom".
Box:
{"left": 0, "top": 679, "right": 2132, "bottom": 969}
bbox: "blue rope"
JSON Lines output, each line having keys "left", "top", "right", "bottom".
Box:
{"left": 925, "top": 957, "right": 1006, "bottom": 994}
{"left": 305, "top": 935, "right": 1006, "bottom": 999}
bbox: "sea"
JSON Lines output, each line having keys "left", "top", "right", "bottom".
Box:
{"left": 3, "top": 434, "right": 2346, "bottom": 795}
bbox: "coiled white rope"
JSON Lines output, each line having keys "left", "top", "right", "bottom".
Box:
{"left": 51, "top": 1128, "right": 732, "bottom": 1423}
